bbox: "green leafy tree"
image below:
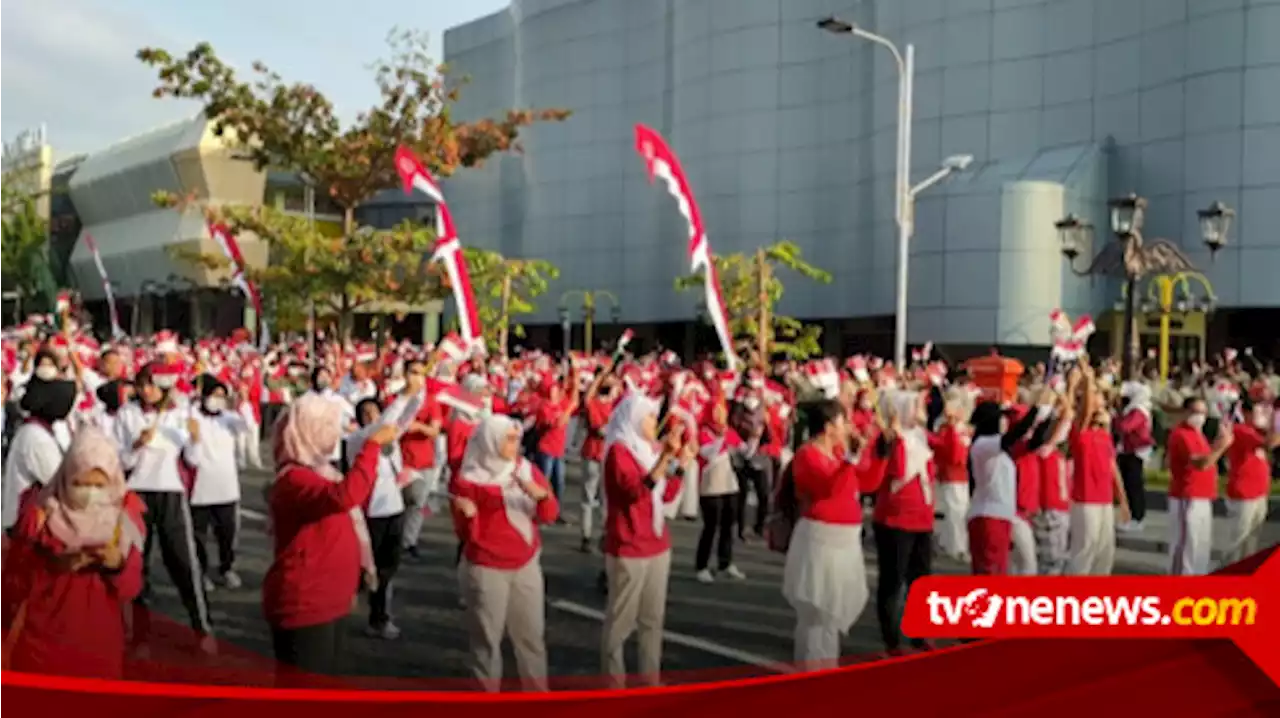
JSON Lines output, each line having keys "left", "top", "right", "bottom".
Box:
{"left": 676, "top": 239, "right": 831, "bottom": 361}
{"left": 463, "top": 248, "right": 559, "bottom": 355}
{"left": 2, "top": 166, "right": 56, "bottom": 313}
{"left": 138, "top": 29, "right": 570, "bottom": 339}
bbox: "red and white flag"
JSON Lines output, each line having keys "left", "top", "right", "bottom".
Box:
{"left": 394, "top": 146, "right": 483, "bottom": 350}
{"left": 208, "top": 223, "right": 268, "bottom": 349}
{"left": 82, "top": 234, "right": 125, "bottom": 339}
{"left": 634, "top": 125, "right": 739, "bottom": 370}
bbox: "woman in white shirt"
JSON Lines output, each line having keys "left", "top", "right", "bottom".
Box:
{"left": 115, "top": 362, "right": 214, "bottom": 650}
{"left": 2, "top": 372, "right": 77, "bottom": 530}
{"left": 188, "top": 376, "right": 249, "bottom": 591}
{"left": 347, "top": 398, "right": 409, "bottom": 640}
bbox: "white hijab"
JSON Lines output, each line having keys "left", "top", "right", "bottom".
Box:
{"left": 882, "top": 389, "right": 934, "bottom": 505}
{"left": 602, "top": 394, "right": 666, "bottom": 535}
{"left": 458, "top": 414, "right": 537, "bottom": 544}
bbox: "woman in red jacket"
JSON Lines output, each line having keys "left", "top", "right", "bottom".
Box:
{"left": 452, "top": 414, "right": 559, "bottom": 692}
{"left": 871, "top": 390, "right": 935, "bottom": 655}
{"left": 931, "top": 390, "right": 972, "bottom": 562}
{"left": 262, "top": 394, "right": 397, "bottom": 684}
{"left": 784, "top": 399, "right": 879, "bottom": 670}
{"left": 2, "top": 427, "right": 145, "bottom": 678}
{"left": 600, "top": 393, "right": 690, "bottom": 688}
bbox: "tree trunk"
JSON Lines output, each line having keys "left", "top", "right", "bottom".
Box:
{"left": 499, "top": 274, "right": 512, "bottom": 357}
{"left": 757, "top": 247, "right": 770, "bottom": 368}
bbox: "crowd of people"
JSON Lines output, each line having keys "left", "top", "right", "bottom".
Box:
{"left": 1, "top": 312, "right": 1276, "bottom": 688}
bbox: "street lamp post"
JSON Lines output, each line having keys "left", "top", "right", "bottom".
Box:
{"left": 1054, "top": 196, "right": 1233, "bottom": 381}
{"left": 818, "top": 17, "right": 973, "bottom": 370}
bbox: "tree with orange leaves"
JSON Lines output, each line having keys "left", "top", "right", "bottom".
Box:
{"left": 139, "top": 29, "right": 570, "bottom": 339}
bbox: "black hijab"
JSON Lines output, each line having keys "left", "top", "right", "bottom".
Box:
{"left": 96, "top": 379, "right": 129, "bottom": 414}
{"left": 20, "top": 377, "right": 78, "bottom": 423}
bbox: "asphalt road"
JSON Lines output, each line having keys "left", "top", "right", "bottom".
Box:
{"left": 137, "top": 459, "right": 1276, "bottom": 688}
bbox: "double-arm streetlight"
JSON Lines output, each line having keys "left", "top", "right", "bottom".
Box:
{"left": 558, "top": 289, "right": 621, "bottom": 355}
{"left": 1124, "top": 271, "right": 1216, "bottom": 380}
{"left": 1054, "top": 195, "right": 1233, "bottom": 380}
{"left": 818, "top": 17, "right": 973, "bottom": 370}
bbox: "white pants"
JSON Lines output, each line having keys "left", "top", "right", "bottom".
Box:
{"left": 1066, "top": 503, "right": 1115, "bottom": 576}
{"left": 664, "top": 458, "right": 699, "bottom": 519}
{"left": 1168, "top": 497, "right": 1213, "bottom": 576}
{"left": 794, "top": 616, "right": 842, "bottom": 671}
{"left": 236, "top": 419, "right": 263, "bottom": 470}
{"left": 580, "top": 460, "right": 603, "bottom": 541}
{"left": 602, "top": 550, "right": 671, "bottom": 688}
{"left": 401, "top": 464, "right": 443, "bottom": 549}
{"left": 1009, "top": 515, "right": 1038, "bottom": 576}
{"left": 933, "top": 482, "right": 970, "bottom": 560}
{"left": 461, "top": 558, "right": 548, "bottom": 692}
{"left": 1222, "top": 497, "right": 1269, "bottom": 566}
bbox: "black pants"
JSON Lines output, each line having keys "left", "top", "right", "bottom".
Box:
{"left": 736, "top": 460, "right": 772, "bottom": 538}
{"left": 1117, "top": 453, "right": 1147, "bottom": 523}
{"left": 191, "top": 501, "right": 238, "bottom": 576}
{"left": 132, "top": 490, "right": 212, "bottom": 643}
{"left": 873, "top": 524, "right": 932, "bottom": 651}
{"left": 272, "top": 618, "right": 344, "bottom": 685}
{"left": 695, "top": 495, "right": 737, "bottom": 571}
{"left": 366, "top": 513, "right": 404, "bottom": 628}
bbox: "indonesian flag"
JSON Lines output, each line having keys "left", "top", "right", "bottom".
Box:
{"left": 428, "top": 377, "right": 485, "bottom": 418}
{"left": 394, "top": 146, "right": 483, "bottom": 349}
{"left": 633, "top": 125, "right": 739, "bottom": 370}
{"left": 208, "top": 223, "right": 268, "bottom": 349}
{"left": 82, "top": 234, "right": 125, "bottom": 339}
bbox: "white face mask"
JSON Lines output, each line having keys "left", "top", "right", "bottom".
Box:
{"left": 67, "top": 485, "right": 112, "bottom": 509}
{"left": 205, "top": 396, "right": 226, "bottom": 413}
{"left": 35, "top": 364, "right": 59, "bottom": 381}
{"left": 744, "top": 397, "right": 761, "bottom": 412}
{"left": 1254, "top": 411, "right": 1270, "bottom": 430}
{"left": 857, "top": 399, "right": 873, "bottom": 411}
{"left": 1186, "top": 412, "right": 1207, "bottom": 431}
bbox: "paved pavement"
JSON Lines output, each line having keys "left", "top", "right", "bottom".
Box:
{"left": 138, "top": 460, "right": 1277, "bottom": 686}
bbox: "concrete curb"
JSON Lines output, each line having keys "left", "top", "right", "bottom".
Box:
{"left": 1141, "top": 490, "right": 1280, "bottom": 523}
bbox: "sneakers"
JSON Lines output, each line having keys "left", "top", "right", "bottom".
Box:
{"left": 579, "top": 537, "right": 595, "bottom": 554}
{"left": 695, "top": 568, "right": 715, "bottom": 584}
{"left": 219, "top": 571, "right": 243, "bottom": 590}
{"left": 199, "top": 635, "right": 219, "bottom": 656}
{"left": 366, "top": 622, "right": 401, "bottom": 640}
{"left": 403, "top": 545, "right": 422, "bottom": 561}
{"left": 1118, "top": 520, "right": 1145, "bottom": 534}
{"left": 202, "top": 576, "right": 216, "bottom": 593}
{"left": 722, "top": 565, "right": 747, "bottom": 580}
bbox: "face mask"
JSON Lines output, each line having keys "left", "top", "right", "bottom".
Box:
{"left": 154, "top": 374, "right": 177, "bottom": 390}
{"left": 744, "top": 397, "right": 761, "bottom": 412}
{"left": 857, "top": 399, "right": 873, "bottom": 411}
{"left": 67, "top": 485, "right": 112, "bottom": 509}
{"left": 1186, "top": 413, "right": 1207, "bottom": 431}
{"left": 1254, "top": 412, "right": 1269, "bottom": 430}
{"left": 35, "top": 364, "right": 58, "bottom": 381}
{"left": 205, "top": 396, "right": 226, "bottom": 414}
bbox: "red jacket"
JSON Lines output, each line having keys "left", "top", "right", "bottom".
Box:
{"left": 452, "top": 461, "right": 559, "bottom": 570}
{"left": 445, "top": 411, "right": 480, "bottom": 478}
{"left": 792, "top": 441, "right": 881, "bottom": 526}
{"left": 580, "top": 397, "right": 614, "bottom": 463}
{"left": 1117, "top": 409, "right": 1154, "bottom": 455}
{"left": 1014, "top": 450, "right": 1042, "bottom": 520}
{"left": 2, "top": 489, "right": 145, "bottom": 679}
{"left": 603, "top": 444, "right": 683, "bottom": 558}
{"left": 930, "top": 424, "right": 969, "bottom": 484}
{"left": 262, "top": 443, "right": 379, "bottom": 630}
{"left": 872, "top": 434, "right": 936, "bottom": 531}
{"left": 1038, "top": 449, "right": 1070, "bottom": 512}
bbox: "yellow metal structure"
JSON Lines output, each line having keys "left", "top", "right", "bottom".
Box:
{"left": 559, "top": 289, "right": 620, "bottom": 352}
{"left": 1113, "top": 272, "right": 1215, "bottom": 380}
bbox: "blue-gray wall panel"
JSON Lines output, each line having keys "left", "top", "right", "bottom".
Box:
{"left": 442, "top": 0, "right": 1280, "bottom": 341}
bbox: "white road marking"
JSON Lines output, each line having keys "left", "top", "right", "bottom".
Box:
{"left": 549, "top": 598, "right": 794, "bottom": 674}
{"left": 238, "top": 507, "right": 267, "bottom": 522}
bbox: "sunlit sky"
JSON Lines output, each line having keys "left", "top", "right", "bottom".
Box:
{"left": 1, "top": 0, "right": 510, "bottom": 158}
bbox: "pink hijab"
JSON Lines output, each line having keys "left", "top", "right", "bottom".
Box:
{"left": 272, "top": 394, "right": 376, "bottom": 581}
{"left": 39, "top": 427, "right": 145, "bottom": 555}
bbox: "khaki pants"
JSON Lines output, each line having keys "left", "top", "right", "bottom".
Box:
{"left": 1222, "top": 497, "right": 1269, "bottom": 566}
{"left": 602, "top": 550, "right": 671, "bottom": 688}
{"left": 1067, "top": 502, "right": 1115, "bottom": 576}
{"left": 461, "top": 558, "right": 548, "bottom": 692}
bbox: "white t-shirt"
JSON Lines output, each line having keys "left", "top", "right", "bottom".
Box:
{"left": 2, "top": 421, "right": 67, "bottom": 529}
{"left": 188, "top": 410, "right": 248, "bottom": 506}
{"left": 345, "top": 428, "right": 405, "bottom": 519}
{"left": 967, "top": 434, "right": 1016, "bottom": 522}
